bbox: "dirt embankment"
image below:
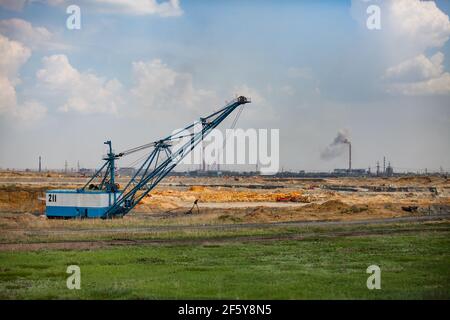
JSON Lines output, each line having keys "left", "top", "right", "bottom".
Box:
{"left": 0, "top": 186, "right": 46, "bottom": 214}
{"left": 238, "top": 200, "right": 397, "bottom": 223}
{"left": 135, "top": 186, "right": 312, "bottom": 211}
{"left": 155, "top": 186, "right": 310, "bottom": 202}
{"left": 324, "top": 176, "right": 449, "bottom": 188}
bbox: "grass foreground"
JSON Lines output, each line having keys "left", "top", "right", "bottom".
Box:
{"left": 0, "top": 224, "right": 449, "bottom": 299}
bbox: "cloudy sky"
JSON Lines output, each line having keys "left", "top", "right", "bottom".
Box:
{"left": 0, "top": 0, "right": 449, "bottom": 172}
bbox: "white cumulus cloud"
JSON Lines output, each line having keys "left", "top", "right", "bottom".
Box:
{"left": 385, "top": 52, "right": 450, "bottom": 95}
{"left": 0, "top": 32, "right": 30, "bottom": 84}
{"left": 384, "top": 52, "right": 444, "bottom": 82}
{"left": 352, "top": 0, "right": 450, "bottom": 52}
{"left": 388, "top": 0, "right": 450, "bottom": 52}
{"left": 93, "top": 0, "right": 183, "bottom": 17}
{"left": 388, "top": 73, "right": 450, "bottom": 96}
{"left": 378, "top": 0, "right": 450, "bottom": 96}
{"left": 37, "top": 54, "right": 124, "bottom": 114}
{"left": 28, "top": 56, "right": 219, "bottom": 118}
{"left": 131, "top": 59, "right": 215, "bottom": 115}
{"left": 0, "top": 33, "right": 46, "bottom": 121}
{"left": 0, "top": 18, "right": 66, "bottom": 50}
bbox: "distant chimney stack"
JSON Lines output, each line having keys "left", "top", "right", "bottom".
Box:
{"left": 348, "top": 142, "right": 352, "bottom": 172}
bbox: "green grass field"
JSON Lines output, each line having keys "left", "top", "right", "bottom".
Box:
{"left": 1, "top": 226, "right": 449, "bottom": 299}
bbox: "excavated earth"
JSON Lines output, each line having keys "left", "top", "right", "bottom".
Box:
{"left": 0, "top": 171, "right": 449, "bottom": 230}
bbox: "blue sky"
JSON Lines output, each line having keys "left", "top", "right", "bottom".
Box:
{"left": 0, "top": 0, "right": 449, "bottom": 172}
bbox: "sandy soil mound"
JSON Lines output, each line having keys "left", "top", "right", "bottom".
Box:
{"left": 244, "top": 207, "right": 278, "bottom": 222}
{"left": 135, "top": 195, "right": 180, "bottom": 212}
{"left": 0, "top": 186, "right": 46, "bottom": 214}
{"left": 396, "top": 176, "right": 433, "bottom": 185}
{"left": 318, "top": 200, "right": 350, "bottom": 211}
{"left": 304, "top": 199, "right": 349, "bottom": 212}
{"left": 152, "top": 187, "right": 312, "bottom": 203}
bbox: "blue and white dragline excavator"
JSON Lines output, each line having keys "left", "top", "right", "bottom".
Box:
{"left": 45, "top": 96, "right": 250, "bottom": 219}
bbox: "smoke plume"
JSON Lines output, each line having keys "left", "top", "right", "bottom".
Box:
{"left": 321, "top": 129, "right": 351, "bottom": 160}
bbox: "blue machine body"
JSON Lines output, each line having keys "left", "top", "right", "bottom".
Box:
{"left": 45, "top": 189, "right": 122, "bottom": 218}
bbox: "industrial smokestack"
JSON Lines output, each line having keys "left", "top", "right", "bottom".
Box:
{"left": 321, "top": 129, "right": 352, "bottom": 171}
{"left": 348, "top": 142, "right": 351, "bottom": 172}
